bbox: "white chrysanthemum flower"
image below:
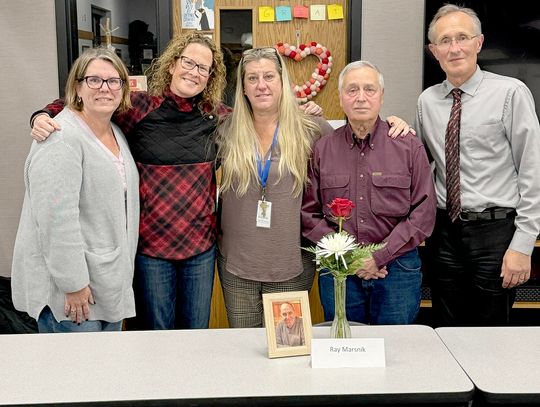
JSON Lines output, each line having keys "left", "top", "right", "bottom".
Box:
{"left": 314, "top": 232, "right": 359, "bottom": 269}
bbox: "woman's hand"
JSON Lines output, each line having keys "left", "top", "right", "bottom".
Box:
{"left": 300, "top": 101, "right": 323, "bottom": 116}
{"left": 64, "top": 286, "right": 95, "bottom": 324}
{"left": 386, "top": 115, "right": 415, "bottom": 139}
{"left": 31, "top": 114, "right": 61, "bottom": 141}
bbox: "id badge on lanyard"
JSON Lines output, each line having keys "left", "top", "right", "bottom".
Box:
{"left": 255, "top": 124, "right": 278, "bottom": 228}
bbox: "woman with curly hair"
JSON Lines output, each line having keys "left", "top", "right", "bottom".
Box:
{"left": 30, "top": 32, "right": 229, "bottom": 330}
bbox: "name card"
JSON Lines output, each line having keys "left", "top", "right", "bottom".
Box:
{"left": 311, "top": 338, "right": 386, "bottom": 368}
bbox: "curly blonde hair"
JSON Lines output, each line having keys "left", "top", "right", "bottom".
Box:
{"left": 146, "top": 32, "right": 225, "bottom": 113}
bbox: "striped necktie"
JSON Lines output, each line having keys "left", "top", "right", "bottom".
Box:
{"left": 445, "top": 88, "right": 463, "bottom": 222}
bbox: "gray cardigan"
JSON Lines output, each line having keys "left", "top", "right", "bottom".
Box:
{"left": 11, "top": 108, "right": 139, "bottom": 323}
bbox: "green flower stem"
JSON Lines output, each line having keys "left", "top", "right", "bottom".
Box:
{"left": 331, "top": 275, "right": 351, "bottom": 339}
{"left": 338, "top": 217, "right": 343, "bottom": 233}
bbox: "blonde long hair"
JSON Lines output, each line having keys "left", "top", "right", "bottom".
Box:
{"left": 217, "top": 47, "right": 320, "bottom": 197}
{"left": 146, "top": 31, "right": 225, "bottom": 113}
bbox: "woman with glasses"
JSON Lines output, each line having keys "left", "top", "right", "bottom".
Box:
{"left": 12, "top": 48, "right": 139, "bottom": 332}
{"left": 30, "top": 32, "right": 228, "bottom": 331}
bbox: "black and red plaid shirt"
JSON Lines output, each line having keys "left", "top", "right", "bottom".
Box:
{"left": 42, "top": 90, "right": 231, "bottom": 260}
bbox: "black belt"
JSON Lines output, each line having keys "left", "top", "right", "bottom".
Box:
{"left": 439, "top": 207, "right": 516, "bottom": 221}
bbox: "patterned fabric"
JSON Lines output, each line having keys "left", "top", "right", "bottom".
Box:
{"left": 137, "top": 162, "right": 216, "bottom": 260}
{"left": 217, "top": 250, "right": 315, "bottom": 328}
{"left": 129, "top": 98, "right": 218, "bottom": 165}
{"left": 114, "top": 91, "right": 164, "bottom": 135}
{"left": 39, "top": 91, "right": 232, "bottom": 261}
{"left": 38, "top": 90, "right": 230, "bottom": 135}
{"left": 445, "top": 88, "right": 463, "bottom": 222}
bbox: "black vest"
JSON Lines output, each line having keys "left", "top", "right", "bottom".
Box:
{"left": 130, "top": 98, "right": 218, "bottom": 165}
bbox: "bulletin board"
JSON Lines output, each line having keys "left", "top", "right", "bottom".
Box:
{"left": 172, "top": 0, "right": 348, "bottom": 119}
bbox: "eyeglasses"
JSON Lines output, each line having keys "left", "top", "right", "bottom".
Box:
{"left": 179, "top": 56, "right": 212, "bottom": 77}
{"left": 242, "top": 47, "right": 282, "bottom": 68}
{"left": 434, "top": 34, "right": 479, "bottom": 50}
{"left": 79, "top": 76, "right": 124, "bottom": 90}
{"left": 343, "top": 86, "right": 379, "bottom": 98}
{"left": 242, "top": 47, "right": 278, "bottom": 56}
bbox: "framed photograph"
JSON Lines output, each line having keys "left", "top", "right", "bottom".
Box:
{"left": 262, "top": 291, "right": 312, "bottom": 358}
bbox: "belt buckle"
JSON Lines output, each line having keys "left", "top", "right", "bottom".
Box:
{"left": 458, "top": 212, "right": 471, "bottom": 222}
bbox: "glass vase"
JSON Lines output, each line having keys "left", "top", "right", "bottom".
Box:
{"left": 330, "top": 276, "right": 351, "bottom": 338}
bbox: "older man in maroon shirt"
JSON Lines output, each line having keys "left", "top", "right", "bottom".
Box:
{"left": 302, "top": 61, "right": 436, "bottom": 325}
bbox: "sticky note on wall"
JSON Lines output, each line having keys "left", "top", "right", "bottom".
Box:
{"left": 293, "top": 5, "right": 309, "bottom": 19}
{"left": 276, "top": 6, "right": 292, "bottom": 21}
{"left": 310, "top": 5, "right": 326, "bottom": 21}
{"left": 327, "top": 4, "right": 344, "bottom": 20}
{"left": 259, "top": 6, "right": 275, "bottom": 22}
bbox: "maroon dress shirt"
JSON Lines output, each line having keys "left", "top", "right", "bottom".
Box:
{"left": 301, "top": 118, "right": 436, "bottom": 268}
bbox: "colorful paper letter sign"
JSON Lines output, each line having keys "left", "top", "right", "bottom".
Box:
{"left": 327, "top": 4, "right": 344, "bottom": 20}
{"left": 276, "top": 6, "right": 292, "bottom": 22}
{"left": 310, "top": 5, "right": 326, "bottom": 21}
{"left": 259, "top": 6, "right": 275, "bottom": 22}
{"left": 293, "top": 5, "right": 309, "bottom": 19}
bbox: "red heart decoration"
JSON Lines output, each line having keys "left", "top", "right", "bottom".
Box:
{"left": 275, "top": 42, "right": 333, "bottom": 104}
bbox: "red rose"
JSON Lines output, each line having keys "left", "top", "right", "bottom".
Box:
{"left": 328, "top": 198, "right": 355, "bottom": 218}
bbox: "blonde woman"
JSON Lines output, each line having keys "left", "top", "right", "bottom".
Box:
{"left": 216, "top": 47, "right": 330, "bottom": 328}
{"left": 12, "top": 48, "right": 139, "bottom": 332}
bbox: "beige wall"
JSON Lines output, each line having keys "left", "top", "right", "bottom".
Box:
{"left": 0, "top": 0, "right": 59, "bottom": 277}
{"left": 0, "top": 0, "right": 426, "bottom": 278}
{"left": 361, "top": 0, "right": 425, "bottom": 123}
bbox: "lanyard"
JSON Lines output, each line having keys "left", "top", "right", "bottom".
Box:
{"left": 256, "top": 124, "right": 279, "bottom": 200}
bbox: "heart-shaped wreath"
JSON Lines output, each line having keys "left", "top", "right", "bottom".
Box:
{"left": 275, "top": 41, "right": 333, "bottom": 104}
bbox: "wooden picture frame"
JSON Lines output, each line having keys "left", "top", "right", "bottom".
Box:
{"left": 262, "top": 291, "right": 312, "bottom": 358}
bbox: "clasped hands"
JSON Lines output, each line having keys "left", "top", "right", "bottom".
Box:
{"left": 355, "top": 256, "right": 388, "bottom": 280}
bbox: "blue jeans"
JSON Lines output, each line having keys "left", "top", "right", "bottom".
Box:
{"left": 319, "top": 248, "right": 422, "bottom": 325}
{"left": 37, "top": 306, "right": 122, "bottom": 333}
{"left": 133, "top": 244, "right": 215, "bottom": 330}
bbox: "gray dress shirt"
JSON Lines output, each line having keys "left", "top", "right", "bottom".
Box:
{"left": 415, "top": 66, "right": 540, "bottom": 255}
{"left": 275, "top": 317, "right": 305, "bottom": 347}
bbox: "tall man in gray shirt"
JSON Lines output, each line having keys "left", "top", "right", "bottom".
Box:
{"left": 415, "top": 4, "right": 540, "bottom": 326}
